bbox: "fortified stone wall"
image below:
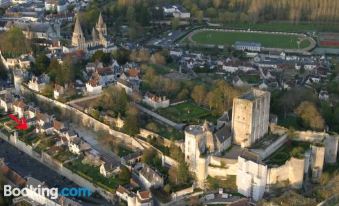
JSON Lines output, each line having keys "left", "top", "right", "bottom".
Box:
{"left": 0, "top": 132, "right": 114, "bottom": 200}
{"left": 20, "top": 85, "right": 144, "bottom": 150}
{"left": 251, "top": 134, "right": 288, "bottom": 159}
{"left": 267, "top": 157, "right": 305, "bottom": 189}
{"left": 294, "top": 131, "right": 328, "bottom": 142}
{"left": 324, "top": 135, "right": 339, "bottom": 164}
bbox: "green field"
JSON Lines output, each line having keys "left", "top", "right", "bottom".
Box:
{"left": 157, "top": 102, "right": 217, "bottom": 124}
{"left": 187, "top": 30, "right": 311, "bottom": 49}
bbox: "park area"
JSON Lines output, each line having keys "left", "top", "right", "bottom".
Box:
{"left": 156, "top": 101, "right": 217, "bottom": 124}
{"left": 182, "top": 29, "right": 313, "bottom": 50}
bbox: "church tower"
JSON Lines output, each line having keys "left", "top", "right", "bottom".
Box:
{"left": 72, "top": 15, "right": 86, "bottom": 49}
{"left": 96, "top": 13, "right": 107, "bottom": 36}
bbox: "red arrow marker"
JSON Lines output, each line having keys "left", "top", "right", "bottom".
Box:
{"left": 8, "top": 114, "right": 28, "bottom": 131}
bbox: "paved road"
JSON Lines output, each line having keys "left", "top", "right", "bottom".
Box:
{"left": 0, "top": 139, "right": 111, "bottom": 206}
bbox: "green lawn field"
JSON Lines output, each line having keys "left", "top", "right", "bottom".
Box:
{"left": 188, "top": 30, "right": 311, "bottom": 49}
{"left": 157, "top": 101, "right": 217, "bottom": 124}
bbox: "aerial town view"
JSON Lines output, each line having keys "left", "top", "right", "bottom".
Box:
{"left": 0, "top": 0, "right": 339, "bottom": 206}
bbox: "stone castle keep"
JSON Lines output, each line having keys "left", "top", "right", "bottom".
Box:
{"left": 183, "top": 88, "right": 338, "bottom": 201}
{"left": 232, "top": 89, "right": 270, "bottom": 148}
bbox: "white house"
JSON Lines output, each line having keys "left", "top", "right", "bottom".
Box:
{"left": 142, "top": 93, "right": 170, "bottom": 109}
{"left": 45, "top": 0, "right": 69, "bottom": 13}
{"left": 86, "top": 72, "right": 102, "bottom": 95}
{"left": 28, "top": 74, "right": 50, "bottom": 93}
{"left": 139, "top": 165, "right": 164, "bottom": 190}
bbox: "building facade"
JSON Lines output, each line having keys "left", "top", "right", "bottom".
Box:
{"left": 71, "top": 13, "right": 108, "bottom": 51}
{"left": 232, "top": 89, "right": 270, "bottom": 148}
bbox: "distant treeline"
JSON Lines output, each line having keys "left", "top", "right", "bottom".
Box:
{"left": 160, "top": 0, "right": 339, "bottom": 23}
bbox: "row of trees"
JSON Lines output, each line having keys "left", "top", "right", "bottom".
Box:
{"left": 191, "top": 80, "right": 241, "bottom": 115}
{"left": 270, "top": 87, "right": 339, "bottom": 132}
{"left": 0, "top": 27, "right": 31, "bottom": 58}
{"left": 180, "top": 0, "right": 339, "bottom": 23}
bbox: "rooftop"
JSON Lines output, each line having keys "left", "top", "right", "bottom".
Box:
{"left": 238, "top": 88, "right": 268, "bottom": 101}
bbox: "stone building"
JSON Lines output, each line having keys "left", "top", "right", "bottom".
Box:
{"left": 71, "top": 13, "right": 111, "bottom": 52}
{"left": 184, "top": 121, "right": 232, "bottom": 187}
{"left": 310, "top": 145, "right": 325, "bottom": 182}
{"left": 236, "top": 155, "right": 267, "bottom": 201}
{"left": 324, "top": 135, "right": 339, "bottom": 164}
{"left": 232, "top": 88, "right": 270, "bottom": 148}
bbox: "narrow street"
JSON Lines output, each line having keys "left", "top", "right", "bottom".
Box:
{"left": 0, "top": 139, "right": 111, "bottom": 206}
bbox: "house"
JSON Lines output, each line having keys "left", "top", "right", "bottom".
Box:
{"left": 82, "top": 149, "right": 103, "bottom": 167}
{"left": 99, "top": 162, "right": 120, "bottom": 177}
{"left": 0, "top": 93, "right": 15, "bottom": 112}
{"left": 234, "top": 41, "right": 261, "bottom": 52}
{"left": 116, "top": 186, "right": 153, "bottom": 206}
{"left": 142, "top": 92, "right": 170, "bottom": 109}
{"left": 45, "top": 0, "right": 68, "bottom": 13}
{"left": 37, "top": 123, "right": 54, "bottom": 135}
{"left": 4, "top": 55, "right": 32, "bottom": 69}
{"left": 86, "top": 61, "right": 103, "bottom": 73}
{"left": 53, "top": 84, "right": 65, "bottom": 99}
{"left": 13, "top": 100, "right": 26, "bottom": 118}
{"left": 138, "top": 165, "right": 164, "bottom": 189}
{"left": 6, "top": 21, "right": 61, "bottom": 40}
{"left": 28, "top": 74, "right": 50, "bottom": 92}
{"left": 136, "top": 191, "right": 153, "bottom": 206}
{"left": 68, "top": 137, "right": 90, "bottom": 155}
{"left": 36, "top": 112, "right": 51, "bottom": 127}
{"left": 116, "top": 185, "right": 132, "bottom": 202}
{"left": 163, "top": 5, "right": 190, "bottom": 19}
{"left": 52, "top": 119, "right": 65, "bottom": 133}
{"left": 86, "top": 72, "right": 102, "bottom": 95}
{"left": 319, "top": 90, "right": 329, "bottom": 101}
{"left": 95, "top": 67, "right": 115, "bottom": 86}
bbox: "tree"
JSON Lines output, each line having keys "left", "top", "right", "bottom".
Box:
{"left": 150, "top": 52, "right": 166, "bottom": 65}
{"left": 141, "top": 148, "right": 157, "bottom": 165}
{"left": 118, "top": 166, "right": 131, "bottom": 185}
{"left": 295, "top": 101, "right": 325, "bottom": 131}
{"left": 123, "top": 104, "right": 140, "bottom": 136}
{"left": 47, "top": 58, "right": 62, "bottom": 82}
{"left": 0, "top": 27, "right": 31, "bottom": 57}
{"left": 168, "top": 161, "right": 190, "bottom": 185}
{"left": 113, "top": 49, "right": 130, "bottom": 65}
{"left": 99, "top": 86, "right": 128, "bottom": 115}
{"left": 191, "top": 85, "right": 207, "bottom": 105}
{"left": 0, "top": 60, "right": 8, "bottom": 81}
{"left": 91, "top": 50, "right": 112, "bottom": 66}
{"left": 146, "top": 122, "right": 159, "bottom": 133}
{"left": 33, "top": 54, "right": 50, "bottom": 76}
{"left": 171, "top": 17, "right": 180, "bottom": 30}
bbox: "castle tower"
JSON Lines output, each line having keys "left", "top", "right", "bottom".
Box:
{"left": 96, "top": 13, "right": 107, "bottom": 36}
{"left": 231, "top": 89, "right": 270, "bottom": 148}
{"left": 71, "top": 15, "right": 86, "bottom": 49}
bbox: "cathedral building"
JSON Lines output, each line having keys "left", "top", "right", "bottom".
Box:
{"left": 71, "top": 13, "right": 114, "bottom": 54}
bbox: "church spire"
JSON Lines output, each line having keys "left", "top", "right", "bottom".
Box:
{"left": 97, "top": 12, "right": 104, "bottom": 27}
{"left": 92, "top": 27, "right": 98, "bottom": 41}
{"left": 73, "top": 14, "right": 83, "bottom": 36}
{"left": 72, "top": 13, "right": 86, "bottom": 49}
{"left": 96, "top": 12, "right": 107, "bottom": 36}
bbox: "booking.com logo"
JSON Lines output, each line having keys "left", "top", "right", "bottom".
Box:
{"left": 3, "top": 185, "right": 92, "bottom": 199}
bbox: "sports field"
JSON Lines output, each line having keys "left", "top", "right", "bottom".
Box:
{"left": 185, "top": 30, "right": 313, "bottom": 49}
